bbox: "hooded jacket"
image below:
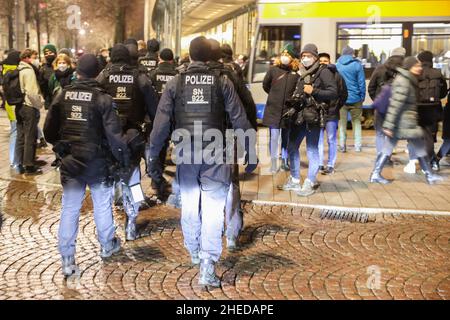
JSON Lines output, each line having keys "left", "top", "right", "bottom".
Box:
{"left": 336, "top": 55, "right": 366, "bottom": 104}
{"left": 368, "top": 55, "right": 403, "bottom": 100}
{"left": 383, "top": 68, "right": 423, "bottom": 140}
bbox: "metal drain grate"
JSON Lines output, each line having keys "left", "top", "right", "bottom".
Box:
{"left": 320, "top": 209, "right": 371, "bottom": 223}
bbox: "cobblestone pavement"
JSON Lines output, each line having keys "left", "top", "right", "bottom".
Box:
{"left": 0, "top": 180, "right": 450, "bottom": 300}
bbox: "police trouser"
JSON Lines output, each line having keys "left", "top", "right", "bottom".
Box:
{"left": 178, "top": 163, "right": 231, "bottom": 262}
{"left": 59, "top": 175, "right": 115, "bottom": 257}
{"left": 224, "top": 140, "right": 243, "bottom": 240}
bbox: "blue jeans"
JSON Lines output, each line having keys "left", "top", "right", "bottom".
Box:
{"left": 288, "top": 123, "right": 321, "bottom": 183}
{"left": 318, "top": 120, "right": 338, "bottom": 168}
{"left": 438, "top": 139, "right": 450, "bottom": 159}
{"left": 225, "top": 162, "right": 242, "bottom": 240}
{"left": 375, "top": 111, "right": 387, "bottom": 155}
{"left": 9, "top": 121, "right": 17, "bottom": 166}
{"left": 269, "top": 127, "right": 290, "bottom": 160}
{"left": 178, "top": 163, "right": 230, "bottom": 262}
{"left": 59, "top": 177, "right": 115, "bottom": 257}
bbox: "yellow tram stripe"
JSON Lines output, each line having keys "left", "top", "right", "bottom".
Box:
{"left": 260, "top": 1, "right": 450, "bottom": 19}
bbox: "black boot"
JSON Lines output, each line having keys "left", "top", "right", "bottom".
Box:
{"left": 370, "top": 154, "right": 391, "bottom": 184}
{"left": 418, "top": 157, "right": 443, "bottom": 185}
{"left": 280, "top": 158, "right": 290, "bottom": 171}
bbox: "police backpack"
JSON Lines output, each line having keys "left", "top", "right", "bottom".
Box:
{"left": 2, "top": 68, "right": 24, "bottom": 105}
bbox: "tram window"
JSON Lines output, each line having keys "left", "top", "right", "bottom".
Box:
{"left": 252, "top": 25, "right": 301, "bottom": 82}
{"left": 412, "top": 23, "right": 450, "bottom": 79}
{"left": 337, "top": 23, "right": 402, "bottom": 70}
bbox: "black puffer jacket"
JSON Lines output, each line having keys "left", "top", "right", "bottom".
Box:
{"left": 326, "top": 64, "right": 348, "bottom": 121}
{"left": 262, "top": 64, "right": 299, "bottom": 128}
{"left": 368, "top": 56, "right": 404, "bottom": 100}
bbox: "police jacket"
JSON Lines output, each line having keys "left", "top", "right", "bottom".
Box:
{"left": 43, "top": 79, "right": 130, "bottom": 181}
{"left": 149, "top": 61, "right": 253, "bottom": 161}
{"left": 96, "top": 63, "right": 158, "bottom": 126}
{"left": 208, "top": 60, "right": 258, "bottom": 130}
{"left": 149, "top": 61, "right": 178, "bottom": 99}
{"left": 138, "top": 52, "right": 159, "bottom": 73}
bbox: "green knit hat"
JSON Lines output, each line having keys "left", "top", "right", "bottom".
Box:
{"left": 43, "top": 44, "right": 57, "bottom": 54}
{"left": 282, "top": 43, "right": 296, "bottom": 58}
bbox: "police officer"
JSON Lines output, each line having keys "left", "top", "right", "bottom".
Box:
{"left": 43, "top": 54, "right": 130, "bottom": 277}
{"left": 138, "top": 39, "right": 160, "bottom": 74}
{"left": 208, "top": 39, "right": 258, "bottom": 251}
{"left": 147, "top": 36, "right": 257, "bottom": 287}
{"left": 97, "top": 44, "right": 158, "bottom": 241}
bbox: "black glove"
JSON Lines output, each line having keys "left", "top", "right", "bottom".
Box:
{"left": 147, "top": 157, "right": 163, "bottom": 182}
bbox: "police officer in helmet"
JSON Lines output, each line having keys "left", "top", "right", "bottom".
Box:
{"left": 97, "top": 44, "right": 158, "bottom": 241}
{"left": 43, "top": 54, "right": 130, "bottom": 277}
{"left": 147, "top": 36, "right": 257, "bottom": 288}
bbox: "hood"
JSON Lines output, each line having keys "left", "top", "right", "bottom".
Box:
{"left": 2, "top": 64, "right": 18, "bottom": 74}
{"left": 19, "top": 61, "right": 33, "bottom": 69}
{"left": 3, "top": 50, "right": 20, "bottom": 65}
{"left": 337, "top": 55, "right": 358, "bottom": 65}
{"left": 326, "top": 63, "right": 337, "bottom": 73}
{"left": 385, "top": 55, "right": 404, "bottom": 71}
{"left": 187, "top": 61, "right": 208, "bottom": 72}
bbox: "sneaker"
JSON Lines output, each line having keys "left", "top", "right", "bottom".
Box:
{"left": 321, "top": 166, "right": 335, "bottom": 175}
{"left": 167, "top": 193, "right": 182, "bottom": 209}
{"left": 226, "top": 237, "right": 238, "bottom": 252}
{"left": 199, "top": 259, "right": 221, "bottom": 288}
{"left": 318, "top": 165, "right": 325, "bottom": 172}
{"left": 190, "top": 252, "right": 200, "bottom": 265}
{"left": 37, "top": 138, "right": 48, "bottom": 149}
{"left": 431, "top": 159, "right": 440, "bottom": 172}
{"left": 338, "top": 145, "right": 347, "bottom": 153}
{"left": 100, "top": 237, "right": 121, "bottom": 258}
{"left": 403, "top": 160, "right": 418, "bottom": 174}
{"left": 355, "top": 146, "right": 362, "bottom": 152}
{"left": 297, "top": 179, "right": 316, "bottom": 197}
{"left": 277, "top": 176, "right": 301, "bottom": 192}
{"left": 61, "top": 256, "right": 79, "bottom": 277}
{"left": 15, "top": 164, "right": 25, "bottom": 174}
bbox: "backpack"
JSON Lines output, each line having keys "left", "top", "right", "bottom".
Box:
{"left": 418, "top": 69, "right": 442, "bottom": 103}
{"left": 2, "top": 68, "right": 24, "bottom": 105}
{"left": 372, "top": 84, "right": 392, "bottom": 116}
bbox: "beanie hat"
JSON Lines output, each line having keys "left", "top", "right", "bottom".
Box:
{"left": 77, "top": 54, "right": 99, "bottom": 78}
{"left": 189, "top": 36, "right": 211, "bottom": 62}
{"left": 391, "top": 47, "right": 406, "bottom": 57}
{"left": 341, "top": 46, "right": 354, "bottom": 56}
{"left": 43, "top": 44, "right": 57, "bottom": 54}
{"left": 417, "top": 50, "right": 433, "bottom": 64}
{"left": 301, "top": 43, "right": 318, "bottom": 57}
{"left": 209, "top": 39, "right": 222, "bottom": 62}
{"left": 282, "top": 43, "right": 296, "bottom": 58}
{"left": 160, "top": 48, "right": 174, "bottom": 61}
{"left": 4, "top": 50, "right": 21, "bottom": 65}
{"left": 147, "top": 39, "right": 160, "bottom": 53}
{"left": 58, "top": 48, "right": 73, "bottom": 58}
{"left": 402, "top": 56, "right": 420, "bottom": 70}
{"left": 220, "top": 44, "right": 233, "bottom": 59}
{"left": 111, "top": 44, "right": 131, "bottom": 64}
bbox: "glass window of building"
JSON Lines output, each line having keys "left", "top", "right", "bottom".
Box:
{"left": 252, "top": 25, "right": 301, "bottom": 82}
{"left": 337, "top": 23, "right": 403, "bottom": 69}
{"left": 412, "top": 22, "right": 450, "bottom": 78}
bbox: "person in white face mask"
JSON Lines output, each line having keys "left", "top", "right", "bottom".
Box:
{"left": 262, "top": 44, "right": 300, "bottom": 173}
{"left": 279, "top": 43, "right": 338, "bottom": 197}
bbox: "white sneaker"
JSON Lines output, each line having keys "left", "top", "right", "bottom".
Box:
{"left": 403, "top": 160, "right": 418, "bottom": 174}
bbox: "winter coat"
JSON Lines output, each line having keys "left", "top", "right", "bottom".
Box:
{"left": 2, "top": 64, "right": 18, "bottom": 121}
{"left": 326, "top": 64, "right": 348, "bottom": 121}
{"left": 368, "top": 56, "right": 403, "bottom": 100}
{"left": 336, "top": 55, "right": 366, "bottom": 104}
{"left": 383, "top": 68, "right": 423, "bottom": 140}
{"left": 19, "top": 61, "right": 44, "bottom": 110}
{"left": 262, "top": 64, "right": 299, "bottom": 128}
{"left": 39, "top": 63, "right": 55, "bottom": 108}
{"left": 48, "top": 68, "right": 76, "bottom": 100}
{"left": 416, "top": 62, "right": 448, "bottom": 128}
{"left": 443, "top": 91, "right": 450, "bottom": 140}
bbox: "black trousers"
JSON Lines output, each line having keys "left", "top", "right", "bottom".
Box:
{"left": 15, "top": 104, "right": 39, "bottom": 167}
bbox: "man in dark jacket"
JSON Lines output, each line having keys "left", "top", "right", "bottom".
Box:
{"left": 317, "top": 53, "right": 348, "bottom": 175}
{"left": 368, "top": 47, "right": 406, "bottom": 156}
{"left": 280, "top": 44, "right": 338, "bottom": 196}
{"left": 39, "top": 44, "right": 57, "bottom": 109}
{"left": 263, "top": 44, "right": 299, "bottom": 173}
{"left": 416, "top": 50, "right": 448, "bottom": 170}
{"left": 43, "top": 54, "right": 130, "bottom": 276}
{"left": 221, "top": 44, "right": 244, "bottom": 82}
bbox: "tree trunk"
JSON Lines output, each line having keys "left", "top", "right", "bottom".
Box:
{"left": 8, "top": 15, "right": 14, "bottom": 49}
{"left": 114, "top": 5, "right": 126, "bottom": 44}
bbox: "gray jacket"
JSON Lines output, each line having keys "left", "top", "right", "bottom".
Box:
{"left": 383, "top": 68, "right": 423, "bottom": 140}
